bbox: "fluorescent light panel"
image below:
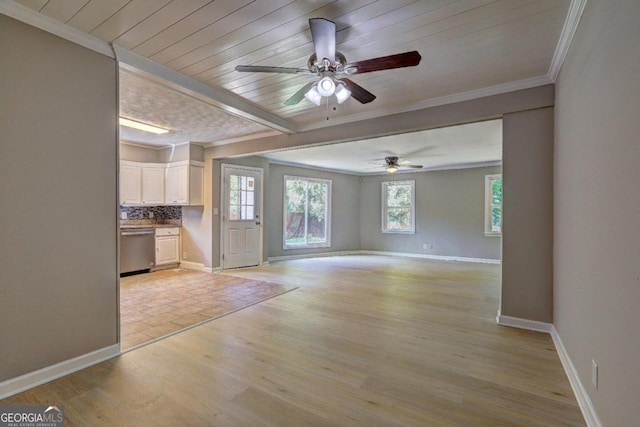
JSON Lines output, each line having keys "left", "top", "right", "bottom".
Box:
{"left": 119, "top": 117, "right": 169, "bottom": 134}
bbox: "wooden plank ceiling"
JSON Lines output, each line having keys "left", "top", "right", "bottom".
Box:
{"left": 16, "top": 0, "right": 571, "bottom": 142}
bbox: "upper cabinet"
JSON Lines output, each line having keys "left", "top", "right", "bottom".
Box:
{"left": 120, "top": 162, "right": 142, "bottom": 204}
{"left": 142, "top": 165, "right": 165, "bottom": 205}
{"left": 120, "top": 160, "right": 204, "bottom": 206}
{"left": 166, "top": 161, "right": 204, "bottom": 206}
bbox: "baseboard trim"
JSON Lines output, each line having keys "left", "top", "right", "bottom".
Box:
{"left": 360, "top": 250, "right": 501, "bottom": 265}
{"left": 179, "top": 260, "right": 205, "bottom": 271}
{"left": 178, "top": 261, "right": 220, "bottom": 273}
{"left": 268, "top": 251, "right": 362, "bottom": 262}
{"left": 551, "top": 326, "right": 602, "bottom": 427}
{"left": 269, "top": 250, "right": 501, "bottom": 264}
{"left": 496, "top": 315, "right": 602, "bottom": 425}
{"left": 496, "top": 313, "right": 553, "bottom": 333}
{"left": 0, "top": 344, "right": 120, "bottom": 400}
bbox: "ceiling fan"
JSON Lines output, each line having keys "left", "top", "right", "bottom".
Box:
{"left": 373, "top": 156, "right": 424, "bottom": 173}
{"left": 235, "top": 18, "right": 421, "bottom": 106}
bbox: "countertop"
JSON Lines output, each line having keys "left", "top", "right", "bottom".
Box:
{"left": 120, "top": 223, "right": 181, "bottom": 229}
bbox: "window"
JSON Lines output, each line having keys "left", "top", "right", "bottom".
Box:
{"left": 485, "top": 174, "right": 502, "bottom": 235}
{"left": 382, "top": 180, "right": 415, "bottom": 234}
{"left": 228, "top": 174, "right": 255, "bottom": 220}
{"left": 283, "top": 176, "right": 331, "bottom": 249}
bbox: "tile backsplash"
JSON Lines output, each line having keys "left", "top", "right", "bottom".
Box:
{"left": 120, "top": 205, "right": 182, "bottom": 221}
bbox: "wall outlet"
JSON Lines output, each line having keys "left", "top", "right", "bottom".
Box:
{"left": 213, "top": 207, "right": 219, "bottom": 216}
{"left": 592, "top": 359, "right": 598, "bottom": 389}
{"left": 423, "top": 243, "right": 427, "bottom": 250}
{"left": 148, "top": 211, "right": 154, "bottom": 219}
{"left": 120, "top": 212, "right": 127, "bottom": 220}
{"left": 183, "top": 251, "right": 187, "bottom": 259}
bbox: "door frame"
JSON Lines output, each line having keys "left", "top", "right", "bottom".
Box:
{"left": 219, "top": 163, "right": 264, "bottom": 270}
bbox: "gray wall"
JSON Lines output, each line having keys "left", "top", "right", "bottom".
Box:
{"left": 0, "top": 15, "right": 118, "bottom": 381}
{"left": 120, "top": 142, "right": 198, "bottom": 163}
{"left": 554, "top": 1, "right": 640, "bottom": 425}
{"left": 120, "top": 143, "right": 161, "bottom": 162}
{"left": 501, "top": 107, "right": 554, "bottom": 322}
{"left": 267, "top": 164, "right": 361, "bottom": 258}
{"left": 360, "top": 166, "right": 502, "bottom": 259}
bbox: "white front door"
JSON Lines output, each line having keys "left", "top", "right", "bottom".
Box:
{"left": 222, "top": 165, "right": 262, "bottom": 269}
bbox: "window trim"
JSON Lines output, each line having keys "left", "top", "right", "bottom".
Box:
{"left": 283, "top": 175, "right": 332, "bottom": 250}
{"left": 381, "top": 180, "right": 416, "bottom": 234}
{"left": 484, "top": 174, "right": 502, "bottom": 236}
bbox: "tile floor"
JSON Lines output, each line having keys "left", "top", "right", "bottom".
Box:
{"left": 120, "top": 268, "right": 295, "bottom": 350}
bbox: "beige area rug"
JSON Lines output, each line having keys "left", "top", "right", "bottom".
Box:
{"left": 120, "top": 268, "right": 296, "bottom": 350}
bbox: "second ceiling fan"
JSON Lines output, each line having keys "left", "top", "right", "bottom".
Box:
{"left": 235, "top": 18, "right": 421, "bottom": 106}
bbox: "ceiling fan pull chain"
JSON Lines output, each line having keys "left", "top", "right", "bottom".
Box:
{"left": 326, "top": 96, "right": 330, "bottom": 121}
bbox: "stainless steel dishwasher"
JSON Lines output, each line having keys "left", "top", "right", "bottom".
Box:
{"left": 120, "top": 228, "right": 155, "bottom": 275}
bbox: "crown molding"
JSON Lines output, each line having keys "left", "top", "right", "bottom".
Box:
{"left": 0, "top": 0, "right": 113, "bottom": 58}
{"left": 548, "top": 0, "right": 588, "bottom": 82}
{"left": 300, "top": 74, "right": 552, "bottom": 132}
{"left": 263, "top": 157, "right": 501, "bottom": 177}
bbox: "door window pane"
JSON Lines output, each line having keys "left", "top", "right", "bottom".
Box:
{"left": 229, "top": 174, "right": 256, "bottom": 221}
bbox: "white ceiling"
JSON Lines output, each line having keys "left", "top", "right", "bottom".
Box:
{"left": 9, "top": 0, "right": 572, "bottom": 171}
{"left": 262, "top": 119, "right": 502, "bottom": 174}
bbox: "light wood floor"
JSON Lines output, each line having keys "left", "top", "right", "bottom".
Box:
{"left": 1, "top": 256, "right": 585, "bottom": 426}
{"left": 120, "top": 269, "right": 295, "bottom": 350}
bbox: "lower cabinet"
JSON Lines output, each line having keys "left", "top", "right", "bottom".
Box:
{"left": 155, "top": 227, "right": 180, "bottom": 268}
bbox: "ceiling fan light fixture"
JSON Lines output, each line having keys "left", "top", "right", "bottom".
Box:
{"left": 386, "top": 165, "right": 398, "bottom": 173}
{"left": 335, "top": 82, "right": 351, "bottom": 104}
{"left": 316, "top": 76, "right": 335, "bottom": 97}
{"left": 304, "top": 85, "right": 322, "bottom": 105}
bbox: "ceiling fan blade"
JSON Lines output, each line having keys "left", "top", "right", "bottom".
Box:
{"left": 235, "top": 65, "right": 306, "bottom": 74}
{"left": 341, "top": 78, "right": 376, "bottom": 104}
{"left": 402, "top": 164, "right": 424, "bottom": 169}
{"left": 309, "top": 18, "right": 336, "bottom": 63}
{"left": 284, "top": 81, "right": 316, "bottom": 106}
{"left": 345, "top": 51, "right": 421, "bottom": 74}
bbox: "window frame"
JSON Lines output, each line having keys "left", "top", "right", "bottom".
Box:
{"left": 484, "top": 174, "right": 502, "bottom": 236}
{"left": 381, "top": 179, "right": 416, "bottom": 234}
{"left": 282, "top": 175, "right": 332, "bottom": 250}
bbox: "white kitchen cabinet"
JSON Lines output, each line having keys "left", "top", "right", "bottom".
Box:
{"left": 165, "top": 161, "right": 204, "bottom": 206}
{"left": 165, "top": 164, "right": 187, "bottom": 205}
{"left": 142, "top": 166, "right": 165, "bottom": 205}
{"left": 120, "top": 160, "right": 203, "bottom": 206}
{"left": 155, "top": 227, "right": 180, "bottom": 267}
{"left": 120, "top": 162, "right": 142, "bottom": 204}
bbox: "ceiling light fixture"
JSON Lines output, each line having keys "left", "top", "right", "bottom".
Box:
{"left": 386, "top": 165, "right": 398, "bottom": 174}
{"left": 304, "top": 77, "right": 351, "bottom": 106}
{"left": 334, "top": 82, "right": 351, "bottom": 104}
{"left": 119, "top": 117, "right": 169, "bottom": 135}
{"left": 316, "top": 76, "right": 336, "bottom": 97}
{"left": 304, "top": 85, "right": 322, "bottom": 106}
